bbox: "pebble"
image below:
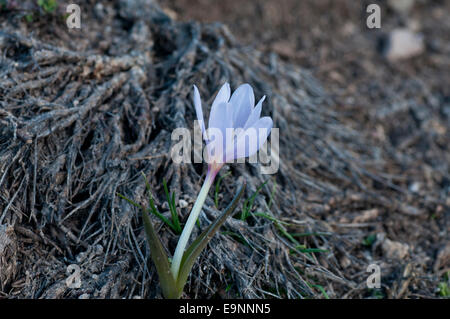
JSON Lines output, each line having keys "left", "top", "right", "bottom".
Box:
{"left": 179, "top": 199, "right": 188, "bottom": 208}
{"left": 354, "top": 208, "right": 379, "bottom": 223}
{"left": 434, "top": 243, "right": 450, "bottom": 272}
{"left": 381, "top": 237, "right": 409, "bottom": 260}
{"left": 409, "top": 182, "right": 421, "bottom": 193}
{"left": 385, "top": 28, "right": 424, "bottom": 61}
{"left": 387, "top": 0, "right": 415, "bottom": 14}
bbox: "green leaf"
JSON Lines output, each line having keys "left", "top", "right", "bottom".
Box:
{"left": 308, "top": 283, "right": 330, "bottom": 299}
{"left": 25, "top": 13, "right": 34, "bottom": 23}
{"left": 171, "top": 191, "right": 181, "bottom": 232}
{"left": 267, "top": 181, "right": 277, "bottom": 209}
{"left": 141, "top": 208, "right": 179, "bottom": 299}
{"left": 118, "top": 191, "right": 176, "bottom": 231}
{"left": 140, "top": 174, "right": 178, "bottom": 231}
{"left": 38, "top": 0, "right": 57, "bottom": 13}
{"left": 438, "top": 282, "right": 449, "bottom": 297}
{"left": 117, "top": 192, "right": 140, "bottom": 208}
{"left": 253, "top": 212, "right": 290, "bottom": 225}
{"left": 176, "top": 182, "right": 246, "bottom": 295}
{"left": 240, "top": 180, "right": 268, "bottom": 221}
{"left": 296, "top": 245, "right": 329, "bottom": 253}
{"left": 163, "top": 179, "right": 181, "bottom": 234}
{"left": 291, "top": 232, "right": 332, "bottom": 237}
{"left": 363, "top": 234, "right": 377, "bottom": 247}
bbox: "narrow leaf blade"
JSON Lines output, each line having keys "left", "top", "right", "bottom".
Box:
{"left": 141, "top": 173, "right": 177, "bottom": 231}
{"left": 141, "top": 209, "right": 179, "bottom": 298}
{"left": 176, "top": 182, "right": 246, "bottom": 293}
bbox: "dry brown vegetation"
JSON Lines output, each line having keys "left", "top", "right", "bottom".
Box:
{"left": 0, "top": 0, "right": 448, "bottom": 298}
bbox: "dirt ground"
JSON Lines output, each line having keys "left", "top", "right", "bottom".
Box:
{"left": 0, "top": 0, "right": 449, "bottom": 299}
{"left": 160, "top": 0, "right": 450, "bottom": 297}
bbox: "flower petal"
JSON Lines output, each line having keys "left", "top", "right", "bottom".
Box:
{"left": 193, "top": 85, "right": 208, "bottom": 141}
{"left": 225, "top": 116, "right": 273, "bottom": 161}
{"left": 207, "top": 102, "right": 234, "bottom": 163}
{"left": 211, "top": 82, "right": 231, "bottom": 111}
{"left": 230, "top": 83, "right": 254, "bottom": 128}
{"left": 243, "top": 95, "right": 265, "bottom": 130}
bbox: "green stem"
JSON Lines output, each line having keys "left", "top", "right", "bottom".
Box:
{"left": 170, "top": 167, "right": 218, "bottom": 279}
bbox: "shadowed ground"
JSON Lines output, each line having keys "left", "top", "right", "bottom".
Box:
{"left": 0, "top": 0, "right": 448, "bottom": 298}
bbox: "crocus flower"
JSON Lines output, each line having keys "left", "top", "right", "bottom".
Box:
{"left": 171, "top": 83, "right": 273, "bottom": 279}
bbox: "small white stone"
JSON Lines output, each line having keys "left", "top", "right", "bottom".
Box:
{"left": 382, "top": 238, "right": 409, "bottom": 260}
{"left": 95, "top": 244, "right": 104, "bottom": 255}
{"left": 409, "top": 182, "right": 421, "bottom": 193}
{"left": 179, "top": 199, "right": 188, "bottom": 208}
{"left": 386, "top": 28, "right": 424, "bottom": 61}
{"left": 76, "top": 252, "right": 87, "bottom": 263}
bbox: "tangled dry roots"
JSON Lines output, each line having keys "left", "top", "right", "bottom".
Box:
{"left": 0, "top": 0, "right": 446, "bottom": 298}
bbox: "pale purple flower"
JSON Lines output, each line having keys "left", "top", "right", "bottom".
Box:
{"left": 193, "top": 82, "right": 273, "bottom": 168}
{"left": 171, "top": 83, "right": 273, "bottom": 279}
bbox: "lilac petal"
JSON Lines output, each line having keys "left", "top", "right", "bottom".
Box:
{"left": 193, "top": 85, "right": 208, "bottom": 141}
{"left": 208, "top": 101, "right": 233, "bottom": 132}
{"left": 205, "top": 128, "right": 223, "bottom": 163}
{"left": 208, "top": 102, "right": 234, "bottom": 162}
{"left": 225, "top": 116, "right": 273, "bottom": 161}
{"left": 211, "top": 82, "right": 231, "bottom": 111}
{"left": 243, "top": 95, "right": 265, "bottom": 130}
{"left": 230, "top": 83, "right": 255, "bottom": 128}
